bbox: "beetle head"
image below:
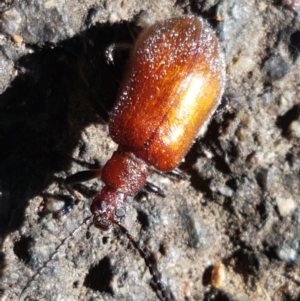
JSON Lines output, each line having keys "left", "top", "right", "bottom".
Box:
{"left": 90, "top": 186, "right": 126, "bottom": 230}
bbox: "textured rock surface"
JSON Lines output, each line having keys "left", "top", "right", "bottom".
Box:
{"left": 1, "top": 0, "right": 300, "bottom": 300}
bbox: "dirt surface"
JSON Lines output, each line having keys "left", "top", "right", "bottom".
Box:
{"left": 1, "top": 0, "right": 300, "bottom": 301}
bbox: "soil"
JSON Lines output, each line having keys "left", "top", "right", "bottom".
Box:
{"left": 1, "top": 0, "right": 300, "bottom": 301}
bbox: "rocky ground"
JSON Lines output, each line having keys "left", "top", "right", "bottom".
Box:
{"left": 1, "top": 0, "right": 300, "bottom": 300}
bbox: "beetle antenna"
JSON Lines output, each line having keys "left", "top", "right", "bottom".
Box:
{"left": 20, "top": 215, "right": 93, "bottom": 300}
{"left": 116, "top": 222, "right": 175, "bottom": 301}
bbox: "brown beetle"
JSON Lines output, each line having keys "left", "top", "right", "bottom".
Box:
{"left": 25, "top": 16, "right": 225, "bottom": 301}
{"left": 90, "top": 16, "right": 225, "bottom": 229}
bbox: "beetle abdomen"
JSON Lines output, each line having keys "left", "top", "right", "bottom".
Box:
{"left": 109, "top": 16, "right": 225, "bottom": 171}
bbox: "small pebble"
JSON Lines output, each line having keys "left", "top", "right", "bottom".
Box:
{"left": 11, "top": 34, "right": 23, "bottom": 45}
{"left": 288, "top": 120, "right": 300, "bottom": 138}
{"left": 277, "top": 197, "right": 297, "bottom": 217}
{"left": 211, "top": 263, "right": 226, "bottom": 288}
{"left": 46, "top": 198, "right": 65, "bottom": 213}
{"left": 276, "top": 245, "right": 297, "bottom": 263}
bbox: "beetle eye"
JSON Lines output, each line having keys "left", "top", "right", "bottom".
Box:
{"left": 99, "top": 201, "right": 107, "bottom": 211}
{"left": 115, "top": 207, "right": 126, "bottom": 218}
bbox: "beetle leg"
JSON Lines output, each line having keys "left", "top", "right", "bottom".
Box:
{"left": 105, "top": 42, "right": 132, "bottom": 64}
{"left": 143, "top": 181, "right": 166, "bottom": 198}
{"left": 64, "top": 169, "right": 102, "bottom": 199}
{"left": 55, "top": 169, "right": 102, "bottom": 217}
{"left": 136, "top": 170, "right": 187, "bottom": 203}
{"left": 154, "top": 168, "right": 188, "bottom": 180}
{"left": 165, "top": 168, "right": 188, "bottom": 180}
